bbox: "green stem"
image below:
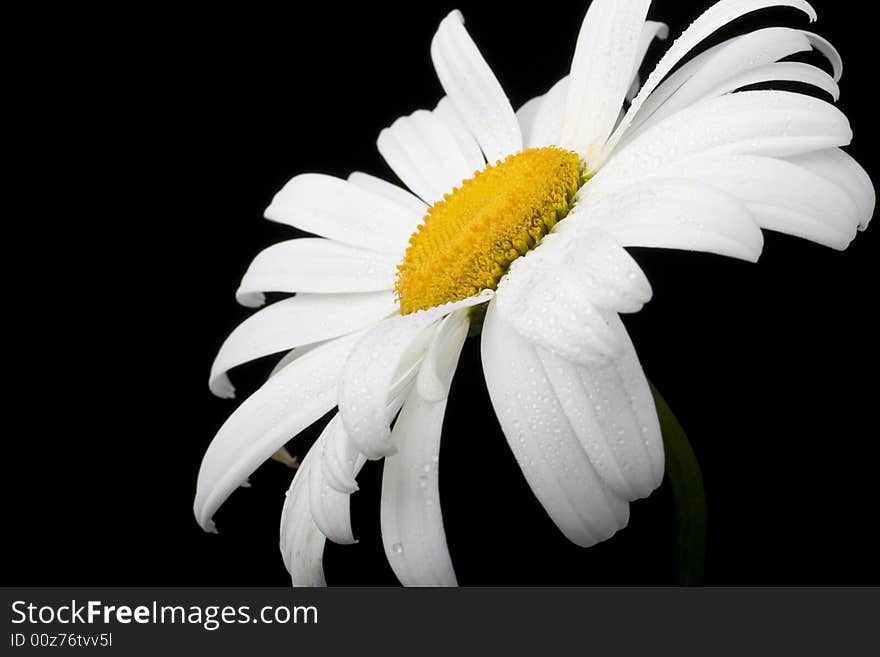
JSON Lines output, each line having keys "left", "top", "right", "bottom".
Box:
{"left": 650, "top": 382, "right": 707, "bottom": 585}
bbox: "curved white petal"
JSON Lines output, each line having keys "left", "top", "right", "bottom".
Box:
{"left": 786, "top": 148, "right": 875, "bottom": 231}
{"left": 321, "top": 411, "right": 363, "bottom": 494}
{"left": 603, "top": 0, "right": 818, "bottom": 162}
{"left": 634, "top": 21, "right": 670, "bottom": 74}
{"left": 320, "top": 339, "right": 426, "bottom": 496}
{"left": 620, "top": 41, "right": 732, "bottom": 140}
{"left": 378, "top": 108, "right": 477, "bottom": 204}
{"left": 430, "top": 10, "right": 522, "bottom": 163}
{"left": 574, "top": 177, "right": 764, "bottom": 261}
{"left": 381, "top": 310, "right": 468, "bottom": 587}
{"left": 703, "top": 61, "right": 839, "bottom": 101}
{"left": 624, "top": 29, "right": 840, "bottom": 151}
{"left": 560, "top": 0, "right": 651, "bottom": 164}
{"left": 481, "top": 300, "right": 629, "bottom": 547}
{"left": 626, "top": 20, "right": 671, "bottom": 103}
{"left": 802, "top": 31, "right": 842, "bottom": 82}
{"left": 338, "top": 319, "right": 436, "bottom": 459}
{"left": 498, "top": 260, "right": 621, "bottom": 365}
{"left": 279, "top": 448, "right": 327, "bottom": 587}
{"left": 338, "top": 291, "right": 493, "bottom": 460}
{"left": 235, "top": 238, "right": 398, "bottom": 307}
{"left": 320, "top": 345, "right": 425, "bottom": 498}
{"left": 209, "top": 292, "right": 397, "bottom": 398}
{"left": 496, "top": 229, "right": 651, "bottom": 365}
{"left": 550, "top": 227, "right": 653, "bottom": 314}
{"left": 308, "top": 422, "right": 366, "bottom": 545}
{"left": 536, "top": 314, "right": 663, "bottom": 500}
{"left": 346, "top": 171, "right": 428, "bottom": 217}
{"left": 627, "top": 27, "right": 814, "bottom": 139}
{"left": 596, "top": 91, "right": 851, "bottom": 188}
{"left": 196, "top": 333, "right": 362, "bottom": 533}
{"left": 433, "top": 97, "right": 485, "bottom": 177}
{"left": 659, "top": 154, "right": 860, "bottom": 249}
{"left": 264, "top": 173, "right": 421, "bottom": 255}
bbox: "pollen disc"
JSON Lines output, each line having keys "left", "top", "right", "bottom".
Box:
{"left": 396, "top": 147, "right": 583, "bottom": 315}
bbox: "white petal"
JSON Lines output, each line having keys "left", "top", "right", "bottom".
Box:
{"left": 417, "top": 310, "right": 470, "bottom": 402}
{"left": 786, "top": 148, "right": 875, "bottom": 231}
{"left": 633, "top": 28, "right": 838, "bottom": 143}
{"left": 604, "top": 0, "right": 818, "bottom": 161}
{"left": 320, "top": 411, "right": 362, "bottom": 494}
{"left": 268, "top": 343, "right": 321, "bottom": 379}
{"left": 338, "top": 319, "right": 435, "bottom": 459}
{"left": 518, "top": 20, "right": 667, "bottom": 151}
{"left": 378, "top": 108, "right": 478, "bottom": 204}
{"left": 430, "top": 10, "right": 522, "bottom": 163}
{"left": 235, "top": 238, "right": 398, "bottom": 307}
{"left": 320, "top": 341, "right": 426, "bottom": 496}
{"left": 527, "top": 76, "right": 569, "bottom": 149}
{"left": 609, "top": 314, "right": 664, "bottom": 483}
{"left": 496, "top": 228, "right": 651, "bottom": 364}
{"left": 626, "top": 75, "right": 642, "bottom": 105}
{"left": 264, "top": 173, "right": 421, "bottom": 255}
{"left": 497, "top": 258, "right": 621, "bottom": 365}
{"left": 433, "top": 97, "right": 485, "bottom": 176}
{"left": 633, "top": 21, "right": 670, "bottom": 74}
{"left": 481, "top": 300, "right": 629, "bottom": 547}
{"left": 279, "top": 449, "right": 327, "bottom": 587}
{"left": 703, "top": 61, "right": 839, "bottom": 101}
{"left": 625, "top": 21, "right": 671, "bottom": 103}
{"left": 554, "top": 227, "right": 654, "bottom": 314}
{"left": 596, "top": 90, "right": 851, "bottom": 187}
{"left": 560, "top": 0, "right": 651, "bottom": 164}
{"left": 659, "top": 154, "right": 860, "bottom": 248}
{"left": 338, "top": 291, "right": 493, "bottom": 459}
{"left": 803, "top": 31, "right": 843, "bottom": 82}
{"left": 627, "top": 27, "right": 814, "bottom": 139}
{"left": 308, "top": 422, "right": 365, "bottom": 545}
{"left": 536, "top": 315, "right": 663, "bottom": 500}
{"left": 196, "top": 333, "right": 361, "bottom": 533}
{"left": 619, "top": 39, "right": 730, "bottom": 140}
{"left": 381, "top": 311, "right": 468, "bottom": 587}
{"left": 347, "top": 171, "right": 428, "bottom": 217}
{"left": 575, "top": 177, "right": 764, "bottom": 261}
{"left": 515, "top": 93, "right": 546, "bottom": 148}
{"left": 209, "top": 292, "right": 397, "bottom": 398}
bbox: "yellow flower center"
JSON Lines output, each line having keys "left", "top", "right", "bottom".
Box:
{"left": 396, "top": 147, "right": 583, "bottom": 315}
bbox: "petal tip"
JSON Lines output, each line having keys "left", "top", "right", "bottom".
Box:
{"left": 209, "top": 374, "right": 236, "bottom": 399}
{"left": 235, "top": 289, "right": 266, "bottom": 308}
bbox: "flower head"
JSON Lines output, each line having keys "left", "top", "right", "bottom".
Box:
{"left": 197, "top": 0, "right": 873, "bottom": 586}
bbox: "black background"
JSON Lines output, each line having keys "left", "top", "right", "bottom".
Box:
{"left": 8, "top": 0, "right": 878, "bottom": 586}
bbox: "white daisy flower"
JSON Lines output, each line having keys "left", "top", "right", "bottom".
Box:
{"left": 195, "top": 0, "right": 873, "bottom": 586}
